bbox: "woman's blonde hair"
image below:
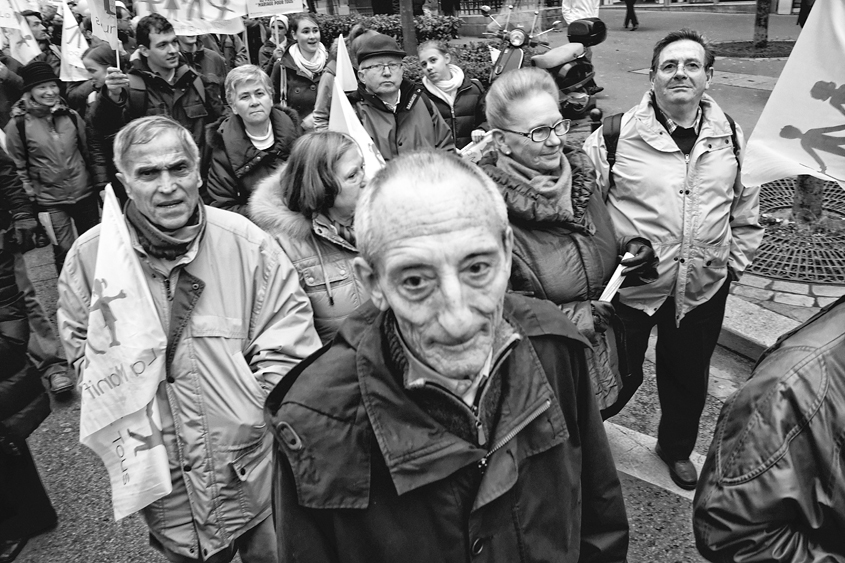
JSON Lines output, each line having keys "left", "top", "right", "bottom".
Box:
{"left": 224, "top": 64, "right": 273, "bottom": 106}
{"left": 485, "top": 67, "right": 559, "bottom": 130}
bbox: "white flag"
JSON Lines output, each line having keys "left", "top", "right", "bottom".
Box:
{"left": 135, "top": 0, "right": 246, "bottom": 35}
{"left": 79, "top": 186, "right": 171, "bottom": 520}
{"left": 335, "top": 32, "right": 357, "bottom": 92}
{"left": 3, "top": 0, "right": 41, "bottom": 65}
{"left": 88, "top": 0, "right": 118, "bottom": 49}
{"left": 329, "top": 35, "right": 385, "bottom": 181}
{"left": 60, "top": 0, "right": 89, "bottom": 81}
{"left": 742, "top": 0, "right": 845, "bottom": 185}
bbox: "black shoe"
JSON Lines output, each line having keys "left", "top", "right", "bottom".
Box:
{"left": 631, "top": 25, "right": 639, "bottom": 31}
{"left": 586, "top": 85, "right": 605, "bottom": 95}
{"left": 656, "top": 443, "right": 698, "bottom": 490}
{"left": 46, "top": 366, "right": 75, "bottom": 396}
{"left": 0, "top": 539, "right": 28, "bottom": 563}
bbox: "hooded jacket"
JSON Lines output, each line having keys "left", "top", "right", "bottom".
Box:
{"left": 4, "top": 96, "right": 91, "bottom": 206}
{"left": 422, "top": 74, "right": 487, "bottom": 149}
{"left": 582, "top": 92, "right": 763, "bottom": 324}
{"left": 249, "top": 170, "right": 366, "bottom": 344}
{"left": 270, "top": 49, "right": 323, "bottom": 121}
{"left": 479, "top": 147, "right": 628, "bottom": 412}
{"left": 267, "top": 295, "right": 629, "bottom": 563}
{"left": 349, "top": 79, "right": 455, "bottom": 160}
{"left": 206, "top": 105, "right": 302, "bottom": 216}
{"left": 693, "top": 296, "right": 845, "bottom": 562}
{"left": 0, "top": 53, "right": 24, "bottom": 129}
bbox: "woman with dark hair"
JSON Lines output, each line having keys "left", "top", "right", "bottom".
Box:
{"left": 206, "top": 64, "right": 301, "bottom": 216}
{"left": 269, "top": 15, "right": 327, "bottom": 126}
{"left": 249, "top": 131, "right": 367, "bottom": 342}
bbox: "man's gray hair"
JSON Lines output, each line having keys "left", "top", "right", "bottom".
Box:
{"left": 356, "top": 150, "right": 509, "bottom": 267}
{"left": 224, "top": 64, "right": 274, "bottom": 106}
{"left": 113, "top": 116, "right": 199, "bottom": 177}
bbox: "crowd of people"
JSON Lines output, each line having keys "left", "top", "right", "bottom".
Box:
{"left": 0, "top": 2, "right": 842, "bottom": 562}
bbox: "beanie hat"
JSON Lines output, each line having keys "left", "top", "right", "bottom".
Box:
{"left": 269, "top": 14, "right": 288, "bottom": 31}
{"left": 21, "top": 61, "right": 59, "bottom": 92}
{"left": 355, "top": 33, "right": 405, "bottom": 65}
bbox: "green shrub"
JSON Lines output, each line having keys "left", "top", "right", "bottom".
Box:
{"left": 404, "top": 41, "right": 496, "bottom": 87}
{"left": 308, "top": 13, "right": 462, "bottom": 46}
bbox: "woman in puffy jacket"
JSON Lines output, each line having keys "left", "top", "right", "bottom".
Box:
{"left": 417, "top": 40, "right": 486, "bottom": 149}
{"left": 206, "top": 64, "right": 302, "bottom": 216}
{"left": 4, "top": 62, "right": 96, "bottom": 275}
{"left": 249, "top": 131, "right": 367, "bottom": 343}
{"left": 270, "top": 15, "right": 327, "bottom": 127}
{"left": 478, "top": 68, "right": 657, "bottom": 418}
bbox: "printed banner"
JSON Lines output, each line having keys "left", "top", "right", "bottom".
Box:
{"left": 3, "top": 0, "right": 41, "bottom": 65}
{"left": 88, "top": 0, "right": 119, "bottom": 48}
{"left": 134, "top": 0, "right": 246, "bottom": 35}
{"left": 60, "top": 0, "right": 90, "bottom": 81}
{"left": 742, "top": 0, "right": 845, "bottom": 185}
{"left": 79, "top": 186, "right": 171, "bottom": 520}
{"left": 246, "top": 0, "right": 304, "bottom": 18}
{"left": 329, "top": 35, "right": 385, "bottom": 182}
{"left": 0, "top": 0, "right": 20, "bottom": 29}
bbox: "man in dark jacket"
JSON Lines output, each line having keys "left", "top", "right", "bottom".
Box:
{"left": 89, "top": 13, "right": 224, "bottom": 159}
{"left": 267, "top": 151, "right": 629, "bottom": 563}
{"left": 693, "top": 297, "right": 845, "bottom": 562}
{"left": 350, "top": 33, "right": 454, "bottom": 160}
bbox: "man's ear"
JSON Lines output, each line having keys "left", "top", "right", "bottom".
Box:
{"left": 502, "top": 225, "right": 514, "bottom": 273}
{"left": 115, "top": 172, "right": 132, "bottom": 200}
{"left": 353, "top": 256, "right": 389, "bottom": 311}
{"left": 704, "top": 67, "right": 713, "bottom": 89}
{"left": 138, "top": 44, "right": 149, "bottom": 58}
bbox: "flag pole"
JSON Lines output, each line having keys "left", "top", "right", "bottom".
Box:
{"left": 243, "top": 29, "right": 251, "bottom": 64}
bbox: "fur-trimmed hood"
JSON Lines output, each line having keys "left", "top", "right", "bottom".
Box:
{"left": 248, "top": 167, "right": 313, "bottom": 242}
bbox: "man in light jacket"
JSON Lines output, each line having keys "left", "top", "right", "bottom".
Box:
{"left": 582, "top": 29, "right": 763, "bottom": 491}
{"left": 57, "top": 116, "right": 321, "bottom": 563}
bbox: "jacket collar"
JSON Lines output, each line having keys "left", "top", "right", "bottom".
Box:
{"left": 11, "top": 94, "right": 71, "bottom": 118}
{"left": 214, "top": 106, "right": 298, "bottom": 178}
{"left": 633, "top": 90, "right": 733, "bottom": 151}
{"left": 132, "top": 56, "right": 195, "bottom": 87}
{"left": 356, "top": 79, "right": 426, "bottom": 114}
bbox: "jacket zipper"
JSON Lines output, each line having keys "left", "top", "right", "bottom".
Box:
{"left": 163, "top": 275, "right": 173, "bottom": 301}
{"left": 477, "top": 398, "right": 552, "bottom": 471}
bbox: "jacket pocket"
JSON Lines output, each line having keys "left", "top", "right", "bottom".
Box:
{"left": 686, "top": 243, "right": 730, "bottom": 297}
{"left": 183, "top": 102, "right": 208, "bottom": 120}
{"left": 299, "top": 261, "right": 353, "bottom": 293}
{"left": 228, "top": 434, "right": 272, "bottom": 521}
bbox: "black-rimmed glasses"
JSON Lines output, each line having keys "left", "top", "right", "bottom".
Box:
{"left": 499, "top": 118, "right": 571, "bottom": 142}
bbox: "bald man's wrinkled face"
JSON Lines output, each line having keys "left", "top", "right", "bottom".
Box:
{"left": 355, "top": 172, "right": 512, "bottom": 380}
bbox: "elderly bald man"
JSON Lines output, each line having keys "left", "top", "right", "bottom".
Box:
{"left": 266, "top": 150, "right": 629, "bottom": 563}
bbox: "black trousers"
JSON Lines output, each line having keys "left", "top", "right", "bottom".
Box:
{"left": 624, "top": 0, "right": 638, "bottom": 27}
{"left": 615, "top": 279, "right": 730, "bottom": 460}
{"left": 0, "top": 440, "right": 57, "bottom": 540}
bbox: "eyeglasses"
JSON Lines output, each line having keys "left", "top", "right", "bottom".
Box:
{"left": 360, "top": 62, "right": 403, "bottom": 74}
{"left": 657, "top": 61, "right": 705, "bottom": 75}
{"left": 499, "top": 119, "right": 571, "bottom": 142}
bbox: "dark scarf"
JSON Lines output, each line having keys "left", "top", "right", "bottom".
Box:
{"left": 125, "top": 201, "right": 206, "bottom": 260}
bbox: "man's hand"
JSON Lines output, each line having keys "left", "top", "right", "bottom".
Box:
{"left": 590, "top": 300, "right": 614, "bottom": 334}
{"left": 104, "top": 67, "right": 130, "bottom": 102}
{"left": 621, "top": 238, "right": 657, "bottom": 276}
{"left": 470, "top": 129, "right": 486, "bottom": 143}
{"left": 13, "top": 216, "right": 38, "bottom": 253}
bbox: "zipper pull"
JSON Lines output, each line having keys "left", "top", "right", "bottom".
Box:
{"left": 684, "top": 153, "right": 690, "bottom": 164}
{"left": 164, "top": 277, "right": 173, "bottom": 301}
{"left": 476, "top": 419, "right": 486, "bottom": 447}
{"left": 477, "top": 455, "right": 489, "bottom": 472}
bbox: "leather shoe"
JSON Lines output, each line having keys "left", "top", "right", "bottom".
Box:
{"left": 0, "top": 539, "right": 27, "bottom": 563}
{"left": 47, "top": 367, "right": 75, "bottom": 395}
{"left": 656, "top": 443, "right": 698, "bottom": 490}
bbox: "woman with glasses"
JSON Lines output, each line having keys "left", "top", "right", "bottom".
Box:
{"left": 479, "top": 67, "right": 657, "bottom": 418}
{"left": 270, "top": 15, "right": 327, "bottom": 127}
{"left": 249, "top": 131, "right": 367, "bottom": 343}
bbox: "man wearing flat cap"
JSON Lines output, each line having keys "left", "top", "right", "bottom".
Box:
{"left": 349, "top": 33, "right": 454, "bottom": 160}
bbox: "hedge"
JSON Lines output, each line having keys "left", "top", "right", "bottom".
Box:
{"left": 309, "top": 13, "right": 462, "bottom": 45}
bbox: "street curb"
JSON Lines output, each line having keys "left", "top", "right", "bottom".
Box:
{"left": 718, "top": 294, "right": 800, "bottom": 362}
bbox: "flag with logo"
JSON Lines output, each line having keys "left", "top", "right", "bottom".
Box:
{"left": 2, "top": 0, "right": 41, "bottom": 65}
{"left": 329, "top": 35, "right": 385, "bottom": 181}
{"left": 742, "top": 0, "right": 845, "bottom": 185}
{"left": 135, "top": 0, "right": 247, "bottom": 35}
{"left": 60, "top": 0, "right": 89, "bottom": 81}
{"left": 88, "top": 0, "right": 118, "bottom": 49}
{"left": 78, "top": 186, "right": 171, "bottom": 520}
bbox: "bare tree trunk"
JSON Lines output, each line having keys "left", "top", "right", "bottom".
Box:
{"left": 400, "top": 0, "right": 417, "bottom": 54}
{"left": 753, "top": 0, "right": 771, "bottom": 49}
{"left": 792, "top": 174, "right": 825, "bottom": 225}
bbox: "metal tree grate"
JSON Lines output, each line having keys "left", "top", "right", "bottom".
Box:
{"left": 746, "top": 178, "right": 845, "bottom": 284}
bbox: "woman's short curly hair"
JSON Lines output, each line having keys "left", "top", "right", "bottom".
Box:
{"left": 485, "top": 67, "right": 559, "bottom": 130}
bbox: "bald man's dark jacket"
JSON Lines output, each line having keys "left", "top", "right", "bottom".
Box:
{"left": 266, "top": 294, "right": 629, "bottom": 563}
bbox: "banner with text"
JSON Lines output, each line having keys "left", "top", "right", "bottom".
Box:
{"left": 79, "top": 186, "right": 171, "bottom": 520}
{"left": 135, "top": 0, "right": 246, "bottom": 35}
{"left": 742, "top": 0, "right": 845, "bottom": 185}
{"left": 60, "top": 0, "right": 90, "bottom": 81}
{"left": 2, "top": 0, "right": 41, "bottom": 64}
{"left": 247, "top": 0, "right": 304, "bottom": 18}
{"left": 89, "top": 0, "right": 118, "bottom": 49}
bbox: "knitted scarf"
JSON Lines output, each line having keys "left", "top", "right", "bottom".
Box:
{"left": 422, "top": 65, "right": 464, "bottom": 108}
{"left": 289, "top": 43, "right": 327, "bottom": 79}
{"left": 125, "top": 201, "right": 206, "bottom": 261}
{"left": 495, "top": 152, "right": 574, "bottom": 215}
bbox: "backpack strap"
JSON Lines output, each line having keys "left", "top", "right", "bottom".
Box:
{"left": 127, "top": 73, "right": 147, "bottom": 117}
{"left": 724, "top": 112, "right": 741, "bottom": 170}
{"left": 601, "top": 112, "right": 623, "bottom": 198}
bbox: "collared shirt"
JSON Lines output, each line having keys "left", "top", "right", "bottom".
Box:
{"left": 383, "top": 89, "right": 402, "bottom": 113}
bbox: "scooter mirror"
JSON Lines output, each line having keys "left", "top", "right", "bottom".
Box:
{"left": 508, "top": 4, "right": 514, "bottom": 9}
{"left": 552, "top": 20, "right": 562, "bottom": 26}
{"left": 480, "top": 5, "right": 490, "bottom": 14}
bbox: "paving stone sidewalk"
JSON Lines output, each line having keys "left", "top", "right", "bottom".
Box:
{"left": 731, "top": 274, "right": 845, "bottom": 323}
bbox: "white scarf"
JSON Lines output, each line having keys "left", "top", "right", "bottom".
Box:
{"left": 422, "top": 65, "right": 464, "bottom": 108}
{"left": 289, "top": 43, "right": 327, "bottom": 79}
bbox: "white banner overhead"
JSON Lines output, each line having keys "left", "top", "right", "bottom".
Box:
{"left": 246, "top": 0, "right": 304, "bottom": 18}
{"left": 135, "top": 0, "right": 246, "bottom": 35}
{"left": 60, "top": 0, "right": 90, "bottom": 81}
{"left": 742, "top": 0, "right": 845, "bottom": 186}
{"left": 2, "top": 0, "right": 41, "bottom": 65}
{"left": 88, "top": 0, "right": 119, "bottom": 48}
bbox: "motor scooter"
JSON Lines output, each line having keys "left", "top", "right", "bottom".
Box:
{"left": 481, "top": 5, "right": 558, "bottom": 83}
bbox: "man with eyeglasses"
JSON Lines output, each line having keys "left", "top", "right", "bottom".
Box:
{"left": 349, "top": 33, "right": 454, "bottom": 160}
{"left": 582, "top": 29, "right": 762, "bottom": 491}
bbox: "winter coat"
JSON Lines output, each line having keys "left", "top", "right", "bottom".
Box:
{"left": 199, "top": 34, "right": 248, "bottom": 73}
{"left": 267, "top": 294, "right": 629, "bottom": 563}
{"left": 57, "top": 206, "right": 322, "bottom": 559}
{"left": 693, "top": 296, "right": 845, "bottom": 562}
{"left": 89, "top": 57, "right": 224, "bottom": 157}
{"left": 349, "top": 79, "right": 455, "bottom": 161}
{"left": 206, "top": 105, "right": 302, "bottom": 216}
{"left": 4, "top": 96, "right": 92, "bottom": 206}
{"left": 66, "top": 79, "right": 96, "bottom": 118}
{"left": 249, "top": 170, "right": 366, "bottom": 343}
{"left": 422, "top": 75, "right": 486, "bottom": 149}
{"left": 180, "top": 45, "right": 227, "bottom": 110}
{"left": 270, "top": 50, "right": 323, "bottom": 121}
{"left": 0, "top": 52, "right": 24, "bottom": 129}
{"left": 479, "top": 148, "right": 626, "bottom": 413}
{"left": 582, "top": 91, "right": 763, "bottom": 324}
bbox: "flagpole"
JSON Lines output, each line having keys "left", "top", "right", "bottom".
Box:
{"left": 243, "top": 29, "right": 251, "bottom": 64}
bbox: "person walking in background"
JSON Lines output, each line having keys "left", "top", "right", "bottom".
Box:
{"left": 582, "top": 29, "right": 763, "bottom": 491}
{"left": 206, "top": 65, "right": 302, "bottom": 216}
{"left": 624, "top": 0, "right": 638, "bottom": 30}
{"left": 250, "top": 131, "right": 367, "bottom": 343}
{"left": 693, "top": 297, "right": 845, "bottom": 561}
{"left": 4, "top": 62, "right": 97, "bottom": 276}
{"left": 270, "top": 15, "right": 327, "bottom": 127}
{"left": 418, "top": 40, "right": 487, "bottom": 149}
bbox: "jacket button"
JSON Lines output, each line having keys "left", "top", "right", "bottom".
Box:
{"left": 680, "top": 258, "right": 686, "bottom": 264}
{"left": 685, "top": 190, "right": 690, "bottom": 195}
{"left": 166, "top": 376, "right": 175, "bottom": 383}
{"left": 239, "top": 467, "right": 246, "bottom": 476}
{"left": 706, "top": 260, "right": 712, "bottom": 266}
{"left": 679, "top": 190, "right": 683, "bottom": 194}
{"left": 310, "top": 85, "right": 316, "bottom": 90}
{"left": 673, "top": 257, "right": 678, "bottom": 262}
{"left": 192, "top": 283, "right": 199, "bottom": 290}
{"left": 183, "top": 465, "right": 192, "bottom": 472}
{"left": 471, "top": 538, "right": 484, "bottom": 555}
